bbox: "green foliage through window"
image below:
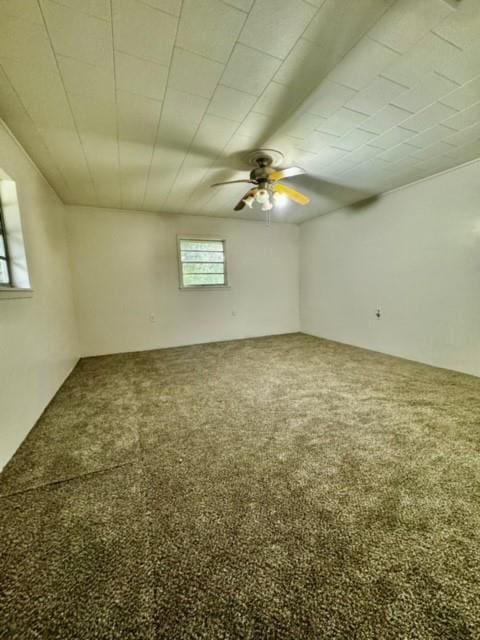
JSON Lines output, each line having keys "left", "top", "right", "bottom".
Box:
{"left": 179, "top": 238, "right": 227, "bottom": 287}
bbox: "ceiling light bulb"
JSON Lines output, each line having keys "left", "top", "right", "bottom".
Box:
{"left": 243, "top": 195, "right": 255, "bottom": 208}
{"left": 261, "top": 201, "right": 273, "bottom": 211}
{"left": 255, "top": 188, "right": 269, "bottom": 204}
{"left": 273, "top": 191, "right": 287, "bottom": 206}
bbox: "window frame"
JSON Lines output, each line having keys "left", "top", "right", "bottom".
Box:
{"left": 177, "top": 235, "right": 229, "bottom": 290}
{"left": 0, "top": 172, "right": 33, "bottom": 299}
{"left": 0, "top": 196, "right": 12, "bottom": 287}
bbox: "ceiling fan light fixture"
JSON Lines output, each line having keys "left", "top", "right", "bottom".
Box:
{"left": 273, "top": 191, "right": 287, "bottom": 206}
{"left": 255, "top": 188, "right": 269, "bottom": 204}
{"left": 243, "top": 195, "right": 255, "bottom": 208}
{"left": 261, "top": 201, "right": 273, "bottom": 212}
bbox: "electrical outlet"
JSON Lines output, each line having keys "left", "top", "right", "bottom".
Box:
{"left": 376, "top": 309, "right": 381, "bottom": 318}
{"left": 149, "top": 313, "right": 156, "bottom": 323}
{"left": 232, "top": 310, "right": 236, "bottom": 317}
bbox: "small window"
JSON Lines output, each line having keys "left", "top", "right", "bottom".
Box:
{"left": 0, "top": 171, "right": 31, "bottom": 296}
{"left": 0, "top": 199, "right": 12, "bottom": 286}
{"left": 178, "top": 237, "right": 228, "bottom": 288}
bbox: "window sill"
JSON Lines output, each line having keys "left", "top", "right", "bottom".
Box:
{"left": 179, "top": 285, "right": 231, "bottom": 291}
{"left": 0, "top": 287, "right": 33, "bottom": 300}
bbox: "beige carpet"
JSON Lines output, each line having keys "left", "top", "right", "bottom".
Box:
{"left": 1, "top": 333, "right": 479, "bottom": 639}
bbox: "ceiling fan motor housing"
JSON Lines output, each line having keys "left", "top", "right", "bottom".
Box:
{"left": 250, "top": 155, "right": 274, "bottom": 182}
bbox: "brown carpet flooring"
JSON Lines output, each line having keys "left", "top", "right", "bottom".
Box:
{"left": 1, "top": 333, "right": 480, "bottom": 639}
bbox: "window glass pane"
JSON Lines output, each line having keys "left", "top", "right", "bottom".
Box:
{"left": 0, "top": 258, "right": 9, "bottom": 284}
{"left": 180, "top": 240, "right": 223, "bottom": 252}
{"left": 183, "top": 273, "right": 225, "bottom": 286}
{"left": 0, "top": 234, "right": 5, "bottom": 258}
{"left": 181, "top": 250, "right": 224, "bottom": 263}
{"left": 182, "top": 262, "right": 224, "bottom": 275}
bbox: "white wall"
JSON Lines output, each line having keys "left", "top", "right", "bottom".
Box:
{"left": 66, "top": 206, "right": 300, "bottom": 356}
{"left": 0, "top": 122, "right": 79, "bottom": 469}
{"left": 300, "top": 159, "right": 480, "bottom": 377}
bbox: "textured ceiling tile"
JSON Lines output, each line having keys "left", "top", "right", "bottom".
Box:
{"left": 391, "top": 71, "right": 459, "bottom": 113}
{"left": 410, "top": 140, "right": 457, "bottom": 161}
{"left": 296, "top": 130, "right": 340, "bottom": 153}
{"left": 116, "top": 140, "right": 153, "bottom": 209}
{"left": 302, "top": 0, "right": 327, "bottom": 6}
{"left": 309, "top": 145, "right": 347, "bottom": 167}
{"left": 207, "top": 85, "right": 256, "bottom": 122}
{"left": 1, "top": 58, "right": 73, "bottom": 128}
{"left": 169, "top": 48, "right": 224, "bottom": 99}
{"left": 117, "top": 89, "right": 162, "bottom": 144}
{"left": 1, "top": 0, "right": 44, "bottom": 23}
{"left": 400, "top": 101, "right": 458, "bottom": 133}
{"left": 68, "top": 90, "right": 116, "bottom": 138}
{"left": 115, "top": 51, "right": 168, "bottom": 101}
{"left": 49, "top": 0, "right": 110, "bottom": 20}
{"left": 361, "top": 104, "right": 413, "bottom": 135}
{"left": 139, "top": 0, "right": 182, "bottom": 15}
{"left": 78, "top": 152, "right": 121, "bottom": 207}
{"left": 57, "top": 55, "right": 115, "bottom": 101}
{"left": 273, "top": 37, "right": 327, "bottom": 90}
{"left": 442, "top": 100, "right": 480, "bottom": 131}
{"left": 0, "top": 65, "right": 72, "bottom": 198}
{"left": 345, "top": 76, "right": 408, "bottom": 116}
{"left": 188, "top": 114, "right": 239, "bottom": 156}
{"left": 154, "top": 89, "right": 209, "bottom": 161}
{"left": 318, "top": 107, "right": 369, "bottom": 136}
{"left": 448, "top": 138, "right": 480, "bottom": 163}
{"left": 347, "top": 144, "right": 383, "bottom": 164}
{"left": 384, "top": 31, "right": 460, "bottom": 88}
{"left": 67, "top": 92, "right": 121, "bottom": 206}
{"left": 368, "top": 0, "right": 454, "bottom": 53}
{"left": 40, "top": 0, "right": 112, "bottom": 68}
{"left": 378, "top": 142, "right": 420, "bottom": 163}
{"left": 267, "top": 133, "right": 305, "bottom": 161}
{"left": 372, "top": 125, "right": 417, "bottom": 149}
{"left": 113, "top": 0, "right": 176, "bottom": 65}
{"left": 304, "top": 0, "right": 395, "bottom": 50}
{"left": 433, "top": 3, "right": 480, "bottom": 50}
{"left": 305, "top": 81, "right": 357, "bottom": 118}
{"left": 143, "top": 148, "right": 185, "bottom": 210}
{"left": 177, "top": 0, "right": 245, "bottom": 63}
{"left": 437, "top": 45, "right": 480, "bottom": 86}
{"left": 335, "top": 128, "right": 378, "bottom": 151}
{"left": 0, "top": 15, "right": 56, "bottom": 72}
{"left": 322, "top": 155, "right": 358, "bottom": 176}
{"left": 442, "top": 121, "right": 480, "bottom": 147}
{"left": 406, "top": 124, "right": 456, "bottom": 149}
{"left": 253, "top": 82, "right": 295, "bottom": 116}
{"left": 239, "top": 0, "right": 316, "bottom": 60}
{"left": 417, "top": 153, "right": 463, "bottom": 175}
{"left": 327, "top": 37, "right": 400, "bottom": 91}
{"left": 236, "top": 111, "right": 270, "bottom": 139}
{"left": 439, "top": 74, "right": 480, "bottom": 111}
{"left": 221, "top": 44, "right": 281, "bottom": 96}
{"left": 283, "top": 112, "right": 325, "bottom": 139}
{"left": 36, "top": 127, "right": 98, "bottom": 203}
{"left": 221, "top": 0, "right": 254, "bottom": 11}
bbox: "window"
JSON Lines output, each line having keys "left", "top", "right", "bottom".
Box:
{"left": 178, "top": 237, "right": 228, "bottom": 288}
{"left": 0, "top": 171, "right": 31, "bottom": 297}
{"left": 0, "top": 198, "right": 11, "bottom": 286}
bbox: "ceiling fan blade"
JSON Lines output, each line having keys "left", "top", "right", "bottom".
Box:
{"left": 234, "top": 188, "right": 257, "bottom": 211}
{"left": 274, "top": 183, "right": 310, "bottom": 205}
{"left": 270, "top": 166, "right": 305, "bottom": 181}
{"left": 211, "top": 179, "right": 255, "bottom": 187}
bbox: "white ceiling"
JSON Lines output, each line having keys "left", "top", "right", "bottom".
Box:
{"left": 1, "top": 0, "right": 480, "bottom": 222}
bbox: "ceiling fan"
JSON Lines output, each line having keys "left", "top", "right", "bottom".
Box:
{"left": 210, "top": 149, "right": 311, "bottom": 212}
